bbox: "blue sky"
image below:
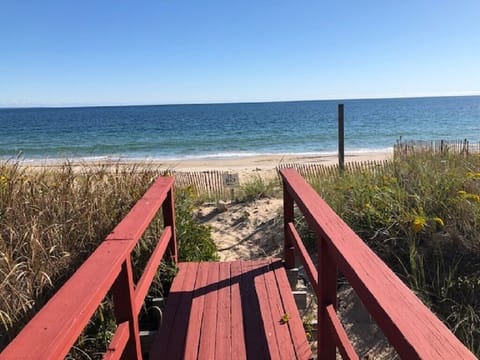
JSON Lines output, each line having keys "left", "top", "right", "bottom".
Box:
{"left": 1, "top": 1, "right": 479, "bottom": 107}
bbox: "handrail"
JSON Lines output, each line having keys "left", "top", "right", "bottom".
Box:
{"left": 280, "top": 168, "right": 475, "bottom": 360}
{"left": 1, "top": 176, "right": 176, "bottom": 359}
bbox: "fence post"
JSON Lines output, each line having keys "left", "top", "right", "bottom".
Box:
{"left": 317, "top": 236, "right": 337, "bottom": 360}
{"left": 111, "top": 257, "right": 142, "bottom": 360}
{"left": 163, "top": 187, "right": 178, "bottom": 264}
{"left": 338, "top": 104, "right": 345, "bottom": 172}
{"left": 283, "top": 182, "right": 295, "bottom": 269}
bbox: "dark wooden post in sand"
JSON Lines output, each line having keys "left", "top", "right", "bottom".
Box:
{"left": 338, "top": 104, "right": 345, "bottom": 171}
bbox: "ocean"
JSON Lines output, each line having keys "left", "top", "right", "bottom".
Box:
{"left": 0, "top": 96, "right": 479, "bottom": 162}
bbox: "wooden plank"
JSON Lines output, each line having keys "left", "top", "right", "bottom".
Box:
{"left": 163, "top": 189, "right": 177, "bottom": 264}
{"left": 1, "top": 240, "right": 130, "bottom": 359}
{"left": 252, "top": 259, "right": 282, "bottom": 359}
{"left": 325, "top": 305, "right": 358, "bottom": 360}
{"left": 184, "top": 262, "right": 210, "bottom": 359}
{"left": 106, "top": 177, "right": 174, "bottom": 243}
{"left": 271, "top": 259, "right": 313, "bottom": 360}
{"left": 261, "top": 259, "right": 296, "bottom": 360}
{"left": 241, "top": 260, "right": 270, "bottom": 359}
{"left": 165, "top": 262, "right": 199, "bottom": 359}
{"left": 318, "top": 236, "right": 337, "bottom": 360}
{"left": 287, "top": 222, "right": 318, "bottom": 294}
{"left": 111, "top": 257, "right": 142, "bottom": 360}
{"left": 104, "top": 321, "right": 130, "bottom": 360}
{"left": 230, "top": 261, "right": 247, "bottom": 359}
{"left": 149, "top": 262, "right": 190, "bottom": 358}
{"left": 283, "top": 182, "right": 295, "bottom": 269}
{"left": 280, "top": 168, "right": 476, "bottom": 360}
{"left": 198, "top": 262, "right": 220, "bottom": 358}
{"left": 134, "top": 226, "right": 172, "bottom": 314}
{"left": 215, "top": 262, "right": 232, "bottom": 359}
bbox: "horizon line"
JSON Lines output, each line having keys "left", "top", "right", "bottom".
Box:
{"left": 1, "top": 93, "right": 480, "bottom": 110}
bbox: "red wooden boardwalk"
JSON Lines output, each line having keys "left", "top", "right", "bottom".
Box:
{"left": 149, "top": 259, "right": 312, "bottom": 360}
{"left": 1, "top": 171, "right": 476, "bottom": 359}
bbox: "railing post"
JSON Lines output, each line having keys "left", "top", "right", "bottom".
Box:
{"left": 317, "top": 236, "right": 337, "bottom": 360}
{"left": 163, "top": 187, "right": 178, "bottom": 264}
{"left": 283, "top": 182, "right": 295, "bottom": 269}
{"left": 111, "top": 257, "right": 142, "bottom": 360}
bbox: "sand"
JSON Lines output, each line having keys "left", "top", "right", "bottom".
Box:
{"left": 157, "top": 150, "right": 392, "bottom": 178}
{"left": 25, "top": 149, "right": 393, "bottom": 183}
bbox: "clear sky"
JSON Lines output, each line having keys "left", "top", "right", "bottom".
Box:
{"left": 1, "top": 1, "right": 479, "bottom": 107}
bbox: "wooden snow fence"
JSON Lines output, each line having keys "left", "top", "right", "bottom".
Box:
{"left": 172, "top": 170, "right": 232, "bottom": 200}
{"left": 276, "top": 160, "right": 392, "bottom": 183}
{"left": 394, "top": 139, "right": 480, "bottom": 158}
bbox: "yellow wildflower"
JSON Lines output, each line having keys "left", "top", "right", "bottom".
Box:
{"left": 457, "top": 190, "right": 467, "bottom": 197}
{"left": 280, "top": 313, "right": 290, "bottom": 324}
{"left": 412, "top": 216, "right": 426, "bottom": 233}
{"left": 0, "top": 175, "right": 7, "bottom": 186}
{"left": 433, "top": 217, "right": 445, "bottom": 227}
{"left": 364, "top": 203, "right": 372, "bottom": 210}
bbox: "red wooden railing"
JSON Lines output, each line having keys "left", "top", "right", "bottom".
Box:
{"left": 1, "top": 176, "right": 176, "bottom": 360}
{"left": 280, "top": 168, "right": 476, "bottom": 360}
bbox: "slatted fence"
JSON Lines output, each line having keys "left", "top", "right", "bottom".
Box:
{"left": 172, "top": 170, "right": 230, "bottom": 200}
{"left": 276, "top": 160, "right": 392, "bottom": 183}
{"left": 394, "top": 139, "right": 480, "bottom": 157}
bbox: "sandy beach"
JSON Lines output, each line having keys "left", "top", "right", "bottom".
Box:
{"left": 25, "top": 149, "right": 393, "bottom": 182}
{"left": 158, "top": 149, "right": 393, "bottom": 172}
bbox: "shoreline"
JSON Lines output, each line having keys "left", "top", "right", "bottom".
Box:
{"left": 17, "top": 149, "right": 393, "bottom": 180}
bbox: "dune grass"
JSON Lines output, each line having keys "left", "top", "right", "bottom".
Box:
{"left": 0, "top": 161, "right": 216, "bottom": 354}
{"left": 301, "top": 152, "right": 480, "bottom": 355}
{"left": 1, "top": 153, "right": 479, "bottom": 356}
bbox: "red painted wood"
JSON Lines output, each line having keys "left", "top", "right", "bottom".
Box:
{"left": 271, "top": 259, "right": 313, "bottom": 360}
{"left": 106, "top": 177, "right": 174, "bottom": 244}
{"left": 261, "top": 258, "right": 296, "bottom": 360}
{"left": 252, "top": 259, "right": 282, "bottom": 359}
{"left": 197, "top": 262, "right": 220, "bottom": 358}
{"left": 230, "top": 260, "right": 247, "bottom": 359}
{"left": 317, "top": 236, "right": 338, "bottom": 360}
{"left": 111, "top": 257, "right": 142, "bottom": 360}
{"left": 163, "top": 188, "right": 178, "bottom": 264}
{"left": 0, "top": 240, "right": 130, "bottom": 359}
{"left": 149, "top": 260, "right": 311, "bottom": 359}
{"left": 149, "top": 262, "right": 190, "bottom": 358}
{"left": 215, "top": 261, "right": 232, "bottom": 359}
{"left": 283, "top": 182, "right": 295, "bottom": 269}
{"left": 241, "top": 260, "right": 270, "bottom": 359}
{"left": 184, "top": 262, "right": 210, "bottom": 359}
{"left": 287, "top": 222, "right": 319, "bottom": 294}
{"left": 325, "top": 305, "right": 358, "bottom": 360}
{"left": 104, "top": 321, "right": 130, "bottom": 360}
{"left": 280, "top": 168, "right": 476, "bottom": 359}
{"left": 2, "top": 176, "right": 176, "bottom": 359}
{"left": 134, "top": 226, "right": 172, "bottom": 314}
{"left": 166, "top": 262, "right": 199, "bottom": 359}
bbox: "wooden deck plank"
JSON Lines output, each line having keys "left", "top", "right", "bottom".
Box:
{"left": 272, "top": 259, "right": 313, "bottom": 360}
{"left": 184, "top": 262, "right": 210, "bottom": 359}
{"left": 215, "top": 262, "right": 232, "bottom": 359}
{"left": 149, "top": 260, "right": 311, "bottom": 359}
{"left": 262, "top": 258, "right": 297, "bottom": 360}
{"left": 149, "top": 262, "right": 190, "bottom": 358}
{"left": 230, "top": 260, "right": 247, "bottom": 360}
{"left": 197, "top": 262, "right": 220, "bottom": 358}
{"left": 242, "top": 260, "right": 271, "bottom": 359}
{"left": 165, "top": 262, "right": 199, "bottom": 359}
{"left": 253, "top": 259, "right": 283, "bottom": 359}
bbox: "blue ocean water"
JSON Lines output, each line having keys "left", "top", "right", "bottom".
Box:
{"left": 0, "top": 96, "right": 479, "bottom": 162}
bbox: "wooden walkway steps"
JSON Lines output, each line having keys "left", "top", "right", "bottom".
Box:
{"left": 149, "top": 258, "right": 312, "bottom": 359}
